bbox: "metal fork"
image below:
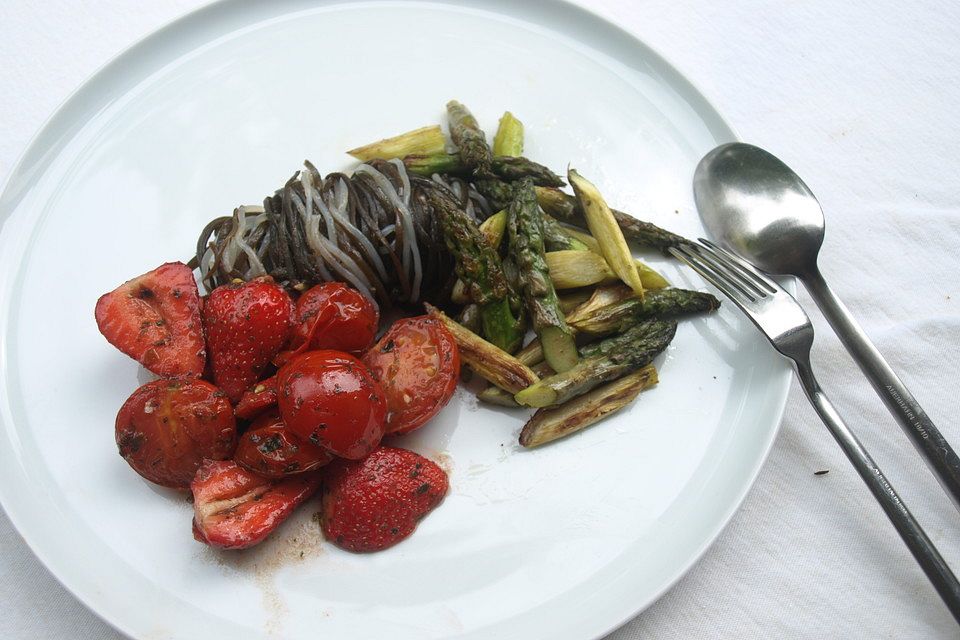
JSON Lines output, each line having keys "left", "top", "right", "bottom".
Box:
{"left": 670, "top": 239, "right": 960, "bottom": 623}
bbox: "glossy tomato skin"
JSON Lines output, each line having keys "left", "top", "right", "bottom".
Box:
{"left": 362, "top": 316, "right": 460, "bottom": 435}
{"left": 290, "top": 283, "right": 379, "bottom": 354}
{"left": 277, "top": 350, "right": 386, "bottom": 460}
{"left": 115, "top": 379, "right": 237, "bottom": 488}
{"left": 234, "top": 410, "right": 333, "bottom": 478}
{"left": 191, "top": 459, "right": 321, "bottom": 550}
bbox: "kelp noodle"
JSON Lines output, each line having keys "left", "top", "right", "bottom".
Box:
{"left": 195, "top": 159, "right": 491, "bottom": 308}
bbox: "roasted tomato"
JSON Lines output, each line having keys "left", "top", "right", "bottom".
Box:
{"left": 234, "top": 375, "right": 278, "bottom": 421}
{"left": 191, "top": 460, "right": 321, "bottom": 550}
{"left": 362, "top": 316, "right": 459, "bottom": 435}
{"left": 234, "top": 410, "right": 333, "bottom": 478}
{"left": 115, "top": 379, "right": 236, "bottom": 488}
{"left": 290, "top": 283, "right": 379, "bottom": 354}
{"left": 277, "top": 351, "right": 386, "bottom": 460}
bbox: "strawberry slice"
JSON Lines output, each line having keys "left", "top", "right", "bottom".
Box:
{"left": 320, "top": 446, "right": 448, "bottom": 552}
{"left": 234, "top": 375, "right": 278, "bottom": 421}
{"left": 95, "top": 262, "right": 205, "bottom": 377}
{"left": 203, "top": 277, "right": 294, "bottom": 403}
{"left": 191, "top": 459, "right": 320, "bottom": 550}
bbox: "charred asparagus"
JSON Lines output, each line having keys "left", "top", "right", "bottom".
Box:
{"left": 426, "top": 304, "right": 538, "bottom": 394}
{"left": 450, "top": 210, "right": 509, "bottom": 305}
{"left": 536, "top": 186, "right": 687, "bottom": 251}
{"left": 568, "top": 286, "right": 720, "bottom": 335}
{"left": 447, "top": 100, "right": 493, "bottom": 177}
{"left": 403, "top": 154, "right": 564, "bottom": 187}
{"left": 515, "top": 319, "right": 677, "bottom": 407}
{"left": 478, "top": 361, "right": 553, "bottom": 408}
{"left": 427, "top": 188, "right": 523, "bottom": 352}
{"left": 519, "top": 364, "right": 658, "bottom": 447}
{"left": 508, "top": 179, "right": 578, "bottom": 373}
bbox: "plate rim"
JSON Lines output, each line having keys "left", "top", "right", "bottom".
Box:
{"left": 0, "top": 1, "right": 791, "bottom": 639}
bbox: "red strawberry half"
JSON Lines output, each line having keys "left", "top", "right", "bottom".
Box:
{"left": 191, "top": 459, "right": 321, "bottom": 550}
{"left": 95, "top": 262, "right": 205, "bottom": 377}
{"left": 320, "top": 446, "right": 448, "bottom": 552}
{"left": 203, "top": 277, "right": 294, "bottom": 403}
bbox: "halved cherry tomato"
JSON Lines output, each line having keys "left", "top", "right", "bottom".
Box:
{"left": 115, "top": 379, "right": 236, "bottom": 488}
{"left": 234, "top": 375, "right": 278, "bottom": 421}
{"left": 191, "top": 459, "right": 321, "bottom": 550}
{"left": 277, "top": 350, "right": 386, "bottom": 460}
{"left": 290, "top": 283, "right": 379, "bottom": 354}
{"left": 362, "top": 316, "right": 460, "bottom": 435}
{"left": 234, "top": 410, "right": 333, "bottom": 478}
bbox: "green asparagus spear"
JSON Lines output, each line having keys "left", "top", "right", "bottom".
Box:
{"left": 519, "top": 364, "right": 658, "bottom": 447}
{"left": 404, "top": 153, "right": 564, "bottom": 187}
{"left": 569, "top": 287, "right": 720, "bottom": 335}
{"left": 451, "top": 210, "right": 509, "bottom": 304}
{"left": 536, "top": 186, "right": 687, "bottom": 252}
{"left": 576, "top": 317, "right": 680, "bottom": 359}
{"left": 493, "top": 111, "right": 524, "bottom": 157}
{"left": 474, "top": 178, "right": 516, "bottom": 210}
{"left": 427, "top": 189, "right": 523, "bottom": 352}
{"left": 508, "top": 178, "right": 579, "bottom": 373}
{"left": 515, "top": 319, "right": 677, "bottom": 407}
{"left": 402, "top": 153, "right": 465, "bottom": 176}
{"left": 500, "top": 255, "right": 525, "bottom": 318}
{"left": 491, "top": 157, "right": 564, "bottom": 187}
{"left": 347, "top": 125, "right": 447, "bottom": 162}
{"left": 446, "top": 100, "right": 493, "bottom": 177}
{"left": 516, "top": 285, "right": 715, "bottom": 367}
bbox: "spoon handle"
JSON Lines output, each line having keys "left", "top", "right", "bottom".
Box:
{"left": 791, "top": 357, "right": 960, "bottom": 622}
{"left": 804, "top": 267, "right": 960, "bottom": 510}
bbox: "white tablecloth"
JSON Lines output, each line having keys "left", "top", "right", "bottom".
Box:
{"left": 1, "top": 0, "right": 958, "bottom": 637}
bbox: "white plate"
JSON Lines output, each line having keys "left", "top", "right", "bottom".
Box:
{"left": 0, "top": 1, "right": 791, "bottom": 638}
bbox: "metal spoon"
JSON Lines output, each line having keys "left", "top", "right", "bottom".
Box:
{"left": 694, "top": 141, "right": 960, "bottom": 510}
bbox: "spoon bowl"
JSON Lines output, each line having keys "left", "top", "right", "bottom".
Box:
{"left": 694, "top": 142, "right": 825, "bottom": 277}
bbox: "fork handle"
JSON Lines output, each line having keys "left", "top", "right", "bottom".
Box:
{"left": 793, "top": 358, "right": 960, "bottom": 622}
{"left": 803, "top": 267, "right": 960, "bottom": 511}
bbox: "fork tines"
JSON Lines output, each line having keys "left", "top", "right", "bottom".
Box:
{"left": 669, "top": 239, "right": 778, "bottom": 304}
